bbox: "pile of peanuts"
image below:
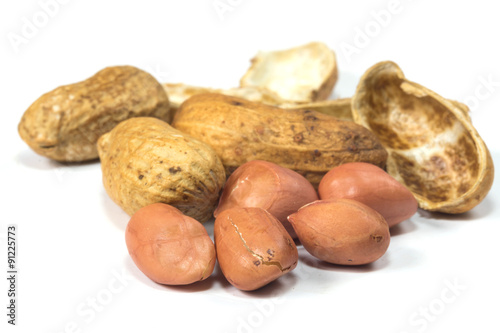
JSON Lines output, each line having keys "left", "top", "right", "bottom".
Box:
{"left": 125, "top": 160, "right": 417, "bottom": 291}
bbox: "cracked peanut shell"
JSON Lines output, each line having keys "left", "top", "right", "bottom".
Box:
{"left": 97, "top": 117, "right": 226, "bottom": 222}
{"left": 239, "top": 42, "right": 338, "bottom": 103}
{"left": 352, "top": 61, "right": 494, "bottom": 213}
{"left": 163, "top": 83, "right": 286, "bottom": 116}
{"left": 18, "top": 65, "right": 170, "bottom": 162}
{"left": 281, "top": 97, "right": 470, "bottom": 123}
{"left": 281, "top": 98, "right": 354, "bottom": 121}
{"left": 163, "top": 83, "right": 354, "bottom": 121}
{"left": 172, "top": 93, "right": 388, "bottom": 188}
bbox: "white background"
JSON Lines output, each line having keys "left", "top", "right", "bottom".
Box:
{"left": 1, "top": 1, "right": 499, "bottom": 332}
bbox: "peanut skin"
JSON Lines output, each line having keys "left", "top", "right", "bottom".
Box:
{"left": 318, "top": 162, "right": 418, "bottom": 227}
{"left": 214, "top": 160, "right": 318, "bottom": 238}
{"left": 288, "top": 199, "right": 390, "bottom": 265}
{"left": 214, "top": 207, "right": 298, "bottom": 291}
{"left": 125, "top": 203, "right": 216, "bottom": 285}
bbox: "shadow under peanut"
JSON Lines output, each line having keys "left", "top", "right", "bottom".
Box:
{"left": 124, "top": 255, "right": 218, "bottom": 293}
{"left": 390, "top": 219, "right": 417, "bottom": 236}
{"left": 298, "top": 247, "right": 390, "bottom": 273}
{"left": 417, "top": 195, "right": 495, "bottom": 221}
{"left": 206, "top": 261, "right": 299, "bottom": 298}
{"left": 390, "top": 196, "right": 494, "bottom": 235}
{"left": 16, "top": 149, "right": 99, "bottom": 170}
{"left": 16, "top": 149, "right": 54, "bottom": 170}
{"left": 235, "top": 271, "right": 299, "bottom": 299}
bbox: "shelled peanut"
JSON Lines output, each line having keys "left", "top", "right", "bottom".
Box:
{"left": 124, "top": 160, "right": 420, "bottom": 290}
{"left": 125, "top": 203, "right": 216, "bottom": 285}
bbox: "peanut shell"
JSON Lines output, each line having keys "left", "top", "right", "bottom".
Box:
{"left": 172, "top": 93, "right": 388, "bottom": 188}
{"left": 240, "top": 42, "right": 338, "bottom": 103}
{"left": 352, "top": 61, "right": 494, "bottom": 213}
{"left": 163, "top": 83, "right": 285, "bottom": 116}
{"left": 18, "top": 66, "right": 170, "bottom": 162}
{"left": 97, "top": 117, "right": 226, "bottom": 222}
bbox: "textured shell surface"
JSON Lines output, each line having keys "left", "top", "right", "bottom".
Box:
{"left": 172, "top": 93, "right": 388, "bottom": 187}
{"left": 18, "top": 65, "right": 170, "bottom": 162}
{"left": 352, "top": 61, "right": 494, "bottom": 213}
{"left": 98, "top": 117, "right": 226, "bottom": 222}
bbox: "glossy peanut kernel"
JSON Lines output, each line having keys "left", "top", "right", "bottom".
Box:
{"left": 318, "top": 162, "right": 417, "bottom": 227}
{"left": 214, "top": 160, "right": 318, "bottom": 238}
{"left": 288, "top": 199, "right": 390, "bottom": 265}
{"left": 214, "top": 207, "right": 298, "bottom": 291}
{"left": 125, "top": 203, "right": 216, "bottom": 285}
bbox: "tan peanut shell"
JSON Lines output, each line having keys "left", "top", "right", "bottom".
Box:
{"left": 18, "top": 66, "right": 170, "bottom": 162}
{"left": 282, "top": 98, "right": 354, "bottom": 121}
{"left": 97, "top": 117, "right": 226, "bottom": 222}
{"left": 352, "top": 61, "right": 494, "bottom": 213}
{"left": 163, "top": 83, "right": 285, "bottom": 115}
{"left": 172, "top": 93, "right": 388, "bottom": 188}
{"left": 164, "top": 83, "right": 354, "bottom": 121}
{"left": 239, "top": 42, "right": 338, "bottom": 103}
{"left": 281, "top": 98, "right": 467, "bottom": 123}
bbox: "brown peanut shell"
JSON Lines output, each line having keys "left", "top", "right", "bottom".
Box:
{"left": 352, "top": 61, "right": 494, "bottom": 213}
{"left": 97, "top": 117, "right": 226, "bottom": 222}
{"left": 172, "top": 93, "right": 387, "bottom": 188}
{"left": 18, "top": 66, "right": 170, "bottom": 162}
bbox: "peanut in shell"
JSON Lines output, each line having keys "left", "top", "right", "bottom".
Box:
{"left": 97, "top": 117, "right": 226, "bottom": 222}
{"left": 172, "top": 93, "right": 388, "bottom": 188}
{"left": 18, "top": 65, "right": 170, "bottom": 162}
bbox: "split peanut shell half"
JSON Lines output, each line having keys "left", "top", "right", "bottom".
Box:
{"left": 239, "top": 42, "right": 338, "bottom": 103}
{"left": 164, "top": 83, "right": 353, "bottom": 121}
{"left": 280, "top": 97, "right": 464, "bottom": 123}
{"left": 281, "top": 98, "right": 353, "bottom": 121}
{"left": 163, "top": 83, "right": 286, "bottom": 116}
{"left": 352, "top": 61, "right": 494, "bottom": 214}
